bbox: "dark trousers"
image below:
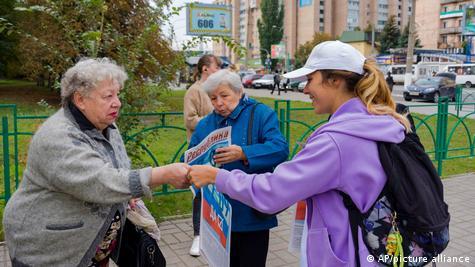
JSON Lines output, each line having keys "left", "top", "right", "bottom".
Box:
{"left": 192, "top": 193, "right": 201, "bottom": 236}
{"left": 271, "top": 83, "right": 280, "bottom": 95}
{"left": 388, "top": 83, "right": 394, "bottom": 92}
{"left": 230, "top": 230, "right": 270, "bottom": 267}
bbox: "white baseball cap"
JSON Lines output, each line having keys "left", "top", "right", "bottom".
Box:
{"left": 284, "top": 41, "right": 366, "bottom": 79}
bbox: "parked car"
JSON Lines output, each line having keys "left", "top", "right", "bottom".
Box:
{"left": 252, "top": 74, "right": 275, "bottom": 89}
{"left": 242, "top": 74, "right": 263, "bottom": 88}
{"left": 297, "top": 80, "right": 308, "bottom": 92}
{"left": 403, "top": 77, "right": 456, "bottom": 102}
{"left": 280, "top": 77, "right": 306, "bottom": 91}
{"left": 435, "top": 72, "right": 456, "bottom": 82}
{"left": 239, "top": 70, "right": 256, "bottom": 79}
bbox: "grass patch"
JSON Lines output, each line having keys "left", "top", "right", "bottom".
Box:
{"left": 145, "top": 193, "right": 193, "bottom": 222}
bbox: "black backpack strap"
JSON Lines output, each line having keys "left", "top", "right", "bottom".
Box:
{"left": 247, "top": 103, "right": 261, "bottom": 145}
{"left": 340, "top": 192, "right": 362, "bottom": 267}
{"left": 340, "top": 185, "right": 390, "bottom": 267}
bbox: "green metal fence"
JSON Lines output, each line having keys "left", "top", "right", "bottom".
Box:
{"left": 1, "top": 90, "right": 475, "bottom": 202}
{"left": 273, "top": 93, "right": 474, "bottom": 178}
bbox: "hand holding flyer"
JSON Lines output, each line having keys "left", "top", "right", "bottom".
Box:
{"left": 184, "top": 126, "right": 231, "bottom": 166}
{"left": 184, "top": 126, "right": 231, "bottom": 196}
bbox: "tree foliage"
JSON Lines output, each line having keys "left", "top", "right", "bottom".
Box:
{"left": 0, "top": 0, "right": 189, "bottom": 162}
{"left": 0, "top": 1, "right": 21, "bottom": 78}
{"left": 379, "top": 15, "right": 400, "bottom": 54}
{"left": 181, "top": 35, "right": 246, "bottom": 59}
{"left": 294, "top": 32, "right": 334, "bottom": 68}
{"left": 398, "top": 23, "right": 422, "bottom": 48}
{"left": 257, "top": 0, "right": 284, "bottom": 70}
{"left": 1, "top": 0, "right": 186, "bottom": 105}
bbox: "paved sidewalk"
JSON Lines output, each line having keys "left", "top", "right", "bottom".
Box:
{"left": 1, "top": 173, "right": 474, "bottom": 266}
{"left": 159, "top": 205, "right": 299, "bottom": 267}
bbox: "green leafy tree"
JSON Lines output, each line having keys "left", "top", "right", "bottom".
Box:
{"left": 294, "top": 32, "right": 334, "bottom": 68}
{"left": 379, "top": 15, "right": 400, "bottom": 54}
{"left": 0, "top": 0, "right": 188, "bottom": 162}
{"left": 398, "top": 24, "right": 422, "bottom": 48}
{"left": 0, "top": 0, "right": 21, "bottom": 78}
{"left": 257, "top": 0, "right": 284, "bottom": 70}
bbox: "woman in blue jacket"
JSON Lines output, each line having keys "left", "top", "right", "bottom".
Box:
{"left": 188, "top": 69, "right": 289, "bottom": 267}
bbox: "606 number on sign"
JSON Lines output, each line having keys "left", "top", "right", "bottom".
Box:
{"left": 198, "top": 19, "right": 214, "bottom": 28}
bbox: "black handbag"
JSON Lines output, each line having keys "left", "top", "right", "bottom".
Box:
{"left": 118, "top": 219, "right": 166, "bottom": 267}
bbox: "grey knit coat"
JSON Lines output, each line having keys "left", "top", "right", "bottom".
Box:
{"left": 2, "top": 106, "right": 152, "bottom": 267}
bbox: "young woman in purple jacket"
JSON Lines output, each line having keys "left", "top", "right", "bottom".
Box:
{"left": 188, "top": 41, "right": 412, "bottom": 267}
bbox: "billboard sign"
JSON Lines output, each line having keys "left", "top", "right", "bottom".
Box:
{"left": 463, "top": 5, "right": 475, "bottom": 35}
{"left": 186, "top": 3, "right": 232, "bottom": 37}
{"left": 271, "top": 44, "right": 285, "bottom": 59}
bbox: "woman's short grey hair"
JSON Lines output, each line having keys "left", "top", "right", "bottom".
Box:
{"left": 60, "top": 58, "right": 128, "bottom": 106}
{"left": 202, "top": 69, "right": 243, "bottom": 94}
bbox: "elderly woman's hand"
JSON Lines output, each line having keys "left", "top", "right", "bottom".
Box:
{"left": 188, "top": 165, "right": 219, "bottom": 188}
{"left": 214, "top": 145, "right": 247, "bottom": 165}
{"left": 151, "top": 163, "right": 191, "bottom": 189}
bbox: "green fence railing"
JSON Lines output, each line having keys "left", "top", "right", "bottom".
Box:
{"left": 272, "top": 96, "right": 475, "bottom": 177}
{"left": 2, "top": 116, "right": 11, "bottom": 202}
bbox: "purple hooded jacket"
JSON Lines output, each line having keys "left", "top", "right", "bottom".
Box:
{"left": 215, "top": 98, "right": 405, "bottom": 267}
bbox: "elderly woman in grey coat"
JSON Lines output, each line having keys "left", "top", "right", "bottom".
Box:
{"left": 2, "top": 58, "right": 190, "bottom": 267}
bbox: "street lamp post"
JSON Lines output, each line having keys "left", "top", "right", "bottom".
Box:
{"left": 404, "top": 0, "right": 417, "bottom": 88}
{"left": 283, "top": 35, "right": 290, "bottom": 72}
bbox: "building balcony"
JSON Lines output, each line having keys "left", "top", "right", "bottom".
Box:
{"left": 441, "top": 0, "right": 466, "bottom": 4}
{"left": 438, "top": 37, "right": 463, "bottom": 48}
{"left": 440, "top": 10, "right": 463, "bottom": 19}
{"left": 439, "top": 27, "right": 462, "bottom": 34}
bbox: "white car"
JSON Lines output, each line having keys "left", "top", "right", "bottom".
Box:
{"left": 252, "top": 74, "right": 275, "bottom": 89}
{"left": 297, "top": 80, "right": 308, "bottom": 92}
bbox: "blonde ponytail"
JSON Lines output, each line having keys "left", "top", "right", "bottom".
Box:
{"left": 355, "top": 60, "right": 412, "bottom": 132}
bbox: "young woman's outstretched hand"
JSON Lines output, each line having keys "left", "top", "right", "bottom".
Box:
{"left": 188, "top": 165, "right": 219, "bottom": 188}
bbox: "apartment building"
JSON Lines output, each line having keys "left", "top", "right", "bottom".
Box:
{"left": 213, "top": 0, "right": 413, "bottom": 68}
{"left": 439, "top": 0, "right": 473, "bottom": 52}
{"left": 212, "top": 0, "right": 262, "bottom": 65}
{"left": 417, "top": 0, "right": 475, "bottom": 52}
{"left": 416, "top": 0, "right": 441, "bottom": 49}
{"left": 284, "top": 0, "right": 412, "bottom": 59}
{"left": 212, "top": 0, "right": 240, "bottom": 63}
